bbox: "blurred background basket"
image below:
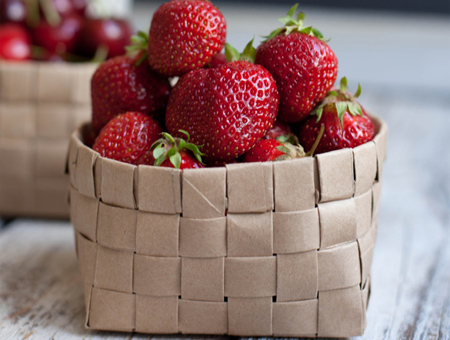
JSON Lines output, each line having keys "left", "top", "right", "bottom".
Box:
{"left": 0, "top": 61, "right": 97, "bottom": 218}
{"left": 69, "top": 114, "right": 387, "bottom": 337}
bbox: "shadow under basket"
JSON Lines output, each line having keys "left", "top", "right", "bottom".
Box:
{"left": 69, "top": 115, "right": 388, "bottom": 338}
{"left": 0, "top": 61, "right": 97, "bottom": 218}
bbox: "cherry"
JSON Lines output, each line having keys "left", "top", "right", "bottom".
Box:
{"left": 31, "top": 14, "right": 82, "bottom": 55}
{"left": 0, "top": 23, "right": 31, "bottom": 60}
{"left": 76, "top": 18, "right": 133, "bottom": 59}
{"left": 70, "top": 0, "right": 87, "bottom": 16}
{"left": 0, "top": 0, "right": 27, "bottom": 25}
{"left": 41, "top": 0, "right": 75, "bottom": 18}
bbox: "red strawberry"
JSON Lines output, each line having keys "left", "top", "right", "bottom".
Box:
{"left": 244, "top": 123, "right": 324, "bottom": 162}
{"left": 93, "top": 112, "right": 162, "bottom": 165}
{"left": 242, "top": 139, "right": 306, "bottom": 162}
{"left": 298, "top": 77, "right": 374, "bottom": 154}
{"left": 205, "top": 158, "right": 239, "bottom": 167}
{"left": 91, "top": 34, "right": 171, "bottom": 135}
{"left": 255, "top": 5, "right": 338, "bottom": 123}
{"left": 263, "top": 120, "right": 292, "bottom": 140}
{"left": 207, "top": 52, "right": 227, "bottom": 68}
{"left": 138, "top": 130, "right": 204, "bottom": 169}
{"left": 148, "top": 0, "right": 226, "bottom": 77}
{"left": 0, "top": 23, "right": 31, "bottom": 60}
{"left": 262, "top": 120, "right": 299, "bottom": 145}
{"left": 165, "top": 41, "right": 279, "bottom": 162}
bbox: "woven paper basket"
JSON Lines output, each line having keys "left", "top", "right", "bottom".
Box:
{"left": 69, "top": 114, "right": 387, "bottom": 338}
{"left": 0, "top": 61, "right": 97, "bottom": 218}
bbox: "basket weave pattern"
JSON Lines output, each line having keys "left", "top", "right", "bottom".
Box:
{"left": 70, "top": 116, "right": 387, "bottom": 338}
{"left": 0, "top": 61, "right": 96, "bottom": 217}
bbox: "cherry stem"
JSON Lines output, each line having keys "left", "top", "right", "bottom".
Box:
{"left": 306, "top": 124, "right": 325, "bottom": 156}
{"left": 40, "top": 0, "right": 61, "bottom": 26}
{"left": 25, "top": 0, "right": 41, "bottom": 27}
{"left": 92, "top": 45, "right": 109, "bottom": 63}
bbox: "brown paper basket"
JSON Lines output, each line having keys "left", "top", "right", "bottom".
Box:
{"left": 69, "top": 114, "right": 387, "bottom": 338}
{"left": 0, "top": 60, "right": 97, "bottom": 218}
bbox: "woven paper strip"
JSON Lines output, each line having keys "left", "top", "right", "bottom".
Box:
{"left": 72, "top": 115, "right": 387, "bottom": 337}
{"left": 0, "top": 61, "right": 97, "bottom": 218}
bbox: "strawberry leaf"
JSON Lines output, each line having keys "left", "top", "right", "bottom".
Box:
{"left": 126, "top": 31, "right": 149, "bottom": 64}
{"left": 339, "top": 77, "right": 348, "bottom": 94}
{"left": 354, "top": 83, "right": 362, "bottom": 98}
{"left": 328, "top": 90, "right": 338, "bottom": 97}
{"left": 347, "top": 102, "right": 359, "bottom": 117}
{"left": 315, "top": 106, "right": 324, "bottom": 122}
{"left": 276, "top": 145, "right": 291, "bottom": 154}
{"left": 299, "top": 26, "right": 313, "bottom": 35}
{"left": 241, "top": 38, "right": 256, "bottom": 63}
{"left": 169, "top": 152, "right": 182, "bottom": 169}
{"left": 178, "top": 129, "right": 190, "bottom": 141}
{"left": 162, "top": 132, "right": 175, "bottom": 145}
{"left": 311, "top": 27, "right": 324, "bottom": 40}
{"left": 276, "top": 135, "right": 289, "bottom": 143}
{"left": 263, "top": 4, "right": 326, "bottom": 42}
{"left": 225, "top": 43, "right": 240, "bottom": 62}
{"left": 287, "top": 3, "right": 299, "bottom": 18}
{"left": 335, "top": 102, "right": 348, "bottom": 129}
{"left": 153, "top": 145, "right": 165, "bottom": 159}
{"left": 167, "top": 146, "right": 177, "bottom": 158}
{"left": 285, "top": 25, "right": 297, "bottom": 35}
{"left": 178, "top": 139, "right": 186, "bottom": 151}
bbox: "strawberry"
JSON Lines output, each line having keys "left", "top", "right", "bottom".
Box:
{"left": 147, "top": 0, "right": 226, "bottom": 77}
{"left": 138, "top": 130, "right": 204, "bottom": 169}
{"left": 298, "top": 77, "right": 375, "bottom": 154}
{"left": 206, "top": 52, "right": 227, "bottom": 68}
{"left": 91, "top": 32, "right": 171, "bottom": 135}
{"left": 205, "top": 158, "right": 239, "bottom": 167}
{"left": 93, "top": 111, "right": 162, "bottom": 165}
{"left": 165, "top": 40, "right": 279, "bottom": 162}
{"left": 242, "top": 139, "right": 305, "bottom": 162}
{"left": 255, "top": 4, "right": 338, "bottom": 123}
{"left": 262, "top": 120, "right": 299, "bottom": 145}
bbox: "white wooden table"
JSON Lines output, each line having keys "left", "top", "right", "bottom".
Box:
{"left": 0, "top": 3, "right": 449, "bottom": 340}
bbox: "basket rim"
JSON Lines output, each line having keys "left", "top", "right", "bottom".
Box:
{"left": 71, "top": 113, "right": 387, "bottom": 171}
{"left": 0, "top": 59, "right": 99, "bottom": 71}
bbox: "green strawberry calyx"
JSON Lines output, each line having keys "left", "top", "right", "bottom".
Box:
{"left": 151, "top": 130, "right": 204, "bottom": 169}
{"left": 125, "top": 31, "right": 149, "bottom": 65}
{"left": 313, "top": 77, "right": 363, "bottom": 129}
{"left": 275, "top": 141, "right": 306, "bottom": 161}
{"left": 274, "top": 124, "right": 324, "bottom": 160}
{"left": 263, "top": 4, "right": 326, "bottom": 42}
{"left": 225, "top": 38, "right": 257, "bottom": 63}
{"left": 276, "top": 133, "right": 299, "bottom": 145}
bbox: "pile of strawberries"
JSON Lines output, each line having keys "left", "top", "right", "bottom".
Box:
{"left": 89, "top": 1, "right": 375, "bottom": 169}
{"left": 0, "top": 0, "right": 132, "bottom": 62}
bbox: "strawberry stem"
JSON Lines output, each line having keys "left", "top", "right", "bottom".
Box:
{"left": 126, "top": 31, "right": 149, "bottom": 65}
{"left": 151, "top": 130, "right": 205, "bottom": 169}
{"left": 306, "top": 124, "right": 325, "bottom": 156}
{"left": 263, "top": 4, "right": 326, "bottom": 42}
{"left": 225, "top": 39, "right": 256, "bottom": 63}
